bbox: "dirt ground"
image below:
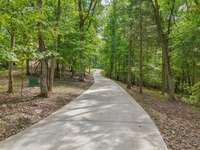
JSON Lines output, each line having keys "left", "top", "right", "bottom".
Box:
{"left": 118, "top": 82, "right": 200, "bottom": 150}
{"left": 0, "top": 71, "right": 93, "bottom": 142}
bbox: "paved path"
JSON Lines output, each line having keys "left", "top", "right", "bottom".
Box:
{"left": 0, "top": 70, "right": 167, "bottom": 150}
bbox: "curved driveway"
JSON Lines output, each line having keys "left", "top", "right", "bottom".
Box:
{"left": 0, "top": 70, "right": 168, "bottom": 150}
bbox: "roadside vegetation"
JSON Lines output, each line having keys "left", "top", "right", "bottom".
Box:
{"left": 100, "top": 0, "right": 200, "bottom": 149}
{"left": 101, "top": 0, "right": 200, "bottom": 104}
{"left": 119, "top": 82, "right": 200, "bottom": 150}
{"left": 0, "top": 70, "right": 93, "bottom": 141}
{"left": 0, "top": 0, "right": 200, "bottom": 149}
{"left": 0, "top": 0, "right": 97, "bottom": 141}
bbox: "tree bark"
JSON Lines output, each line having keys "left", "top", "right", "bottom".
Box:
{"left": 7, "top": 62, "right": 14, "bottom": 93}
{"left": 78, "top": 0, "right": 85, "bottom": 81}
{"left": 38, "top": 0, "right": 48, "bottom": 97}
{"left": 127, "top": 27, "right": 133, "bottom": 89}
{"left": 127, "top": 0, "right": 135, "bottom": 89}
{"left": 150, "top": 0, "right": 175, "bottom": 100}
{"left": 110, "top": 0, "right": 117, "bottom": 79}
{"left": 7, "top": 31, "right": 15, "bottom": 94}
{"left": 48, "top": 0, "right": 61, "bottom": 92}
{"left": 139, "top": 0, "right": 144, "bottom": 93}
{"left": 26, "top": 60, "right": 30, "bottom": 75}
{"left": 79, "top": 22, "right": 85, "bottom": 81}
{"left": 48, "top": 58, "right": 56, "bottom": 92}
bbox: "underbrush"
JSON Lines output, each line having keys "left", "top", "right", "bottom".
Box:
{"left": 118, "top": 82, "right": 200, "bottom": 150}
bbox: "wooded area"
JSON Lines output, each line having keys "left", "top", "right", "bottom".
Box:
{"left": 0, "top": 0, "right": 100, "bottom": 97}
{"left": 0, "top": 0, "right": 199, "bottom": 102}
{"left": 101, "top": 0, "right": 200, "bottom": 104}
{"left": 0, "top": 0, "right": 200, "bottom": 149}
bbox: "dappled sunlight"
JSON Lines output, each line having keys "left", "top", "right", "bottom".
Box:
{"left": 84, "top": 88, "right": 111, "bottom": 94}
{"left": 0, "top": 70, "right": 167, "bottom": 150}
{"left": 0, "top": 119, "right": 165, "bottom": 150}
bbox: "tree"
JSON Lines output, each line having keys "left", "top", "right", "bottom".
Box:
{"left": 150, "top": 0, "right": 176, "bottom": 100}
{"left": 48, "top": 0, "right": 61, "bottom": 92}
{"left": 139, "top": 0, "right": 144, "bottom": 93}
{"left": 37, "top": 0, "right": 48, "bottom": 97}
{"left": 127, "top": 0, "right": 134, "bottom": 89}
{"left": 7, "top": 28, "right": 15, "bottom": 94}
{"left": 101, "top": 0, "right": 199, "bottom": 101}
{"left": 0, "top": 0, "right": 27, "bottom": 94}
{"left": 77, "top": 0, "right": 98, "bottom": 81}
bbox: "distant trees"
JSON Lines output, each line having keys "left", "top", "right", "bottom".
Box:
{"left": 0, "top": 0, "right": 27, "bottom": 94}
{"left": 0, "top": 0, "right": 101, "bottom": 97}
{"left": 101, "top": 0, "right": 200, "bottom": 102}
{"left": 1, "top": 0, "right": 199, "bottom": 103}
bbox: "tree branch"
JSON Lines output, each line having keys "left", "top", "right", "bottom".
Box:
{"left": 83, "top": 0, "right": 97, "bottom": 22}
{"left": 86, "top": 0, "right": 98, "bottom": 30}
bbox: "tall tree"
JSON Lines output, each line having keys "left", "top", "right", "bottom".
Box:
{"left": 37, "top": 0, "right": 48, "bottom": 97}
{"left": 150, "top": 0, "right": 176, "bottom": 100}
{"left": 7, "top": 28, "right": 15, "bottom": 93}
{"left": 48, "top": 0, "right": 61, "bottom": 92}
{"left": 139, "top": 0, "right": 144, "bottom": 93}
{"left": 127, "top": 0, "right": 134, "bottom": 89}
{"left": 77, "top": 0, "right": 98, "bottom": 81}
{"left": 109, "top": 0, "right": 117, "bottom": 79}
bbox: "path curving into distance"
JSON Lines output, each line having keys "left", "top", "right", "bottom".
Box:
{"left": 0, "top": 69, "right": 168, "bottom": 150}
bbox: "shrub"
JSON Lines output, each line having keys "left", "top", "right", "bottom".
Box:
{"left": 189, "top": 81, "right": 200, "bottom": 105}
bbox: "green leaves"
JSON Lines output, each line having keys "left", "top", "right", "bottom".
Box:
{"left": 0, "top": 49, "right": 18, "bottom": 62}
{"left": 189, "top": 81, "right": 200, "bottom": 104}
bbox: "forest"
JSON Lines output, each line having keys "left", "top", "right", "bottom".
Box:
{"left": 0, "top": 0, "right": 100, "bottom": 97}
{"left": 0, "top": 0, "right": 200, "bottom": 150}
{"left": 101, "top": 0, "right": 200, "bottom": 104}
{"left": 0, "top": 0, "right": 199, "bottom": 102}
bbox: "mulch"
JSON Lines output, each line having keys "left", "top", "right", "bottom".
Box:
{"left": 122, "top": 84, "right": 200, "bottom": 150}
{"left": 0, "top": 74, "right": 93, "bottom": 142}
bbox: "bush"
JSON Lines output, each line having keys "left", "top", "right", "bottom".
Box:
{"left": 189, "top": 81, "right": 200, "bottom": 105}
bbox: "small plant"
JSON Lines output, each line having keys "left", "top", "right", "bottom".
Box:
{"left": 190, "top": 81, "right": 200, "bottom": 105}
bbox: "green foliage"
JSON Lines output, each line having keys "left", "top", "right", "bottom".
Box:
{"left": 100, "top": 0, "right": 200, "bottom": 102}
{"left": 0, "top": 49, "right": 18, "bottom": 62}
{"left": 190, "top": 82, "right": 200, "bottom": 105}
{"left": 0, "top": 0, "right": 199, "bottom": 102}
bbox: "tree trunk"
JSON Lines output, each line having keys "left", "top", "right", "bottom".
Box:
{"left": 20, "top": 62, "right": 25, "bottom": 97}
{"left": 109, "top": 0, "right": 117, "bottom": 79}
{"left": 151, "top": 0, "right": 175, "bottom": 100}
{"left": 48, "top": 58, "right": 56, "bottom": 92}
{"left": 78, "top": 0, "right": 85, "bottom": 81}
{"left": 48, "top": 0, "right": 61, "bottom": 92}
{"left": 40, "top": 59, "right": 48, "bottom": 97}
{"left": 139, "top": 1, "right": 144, "bottom": 93}
{"left": 78, "top": 14, "right": 86, "bottom": 81}
{"left": 7, "top": 62, "right": 14, "bottom": 93}
{"left": 7, "top": 31, "right": 15, "bottom": 94}
{"left": 79, "top": 25, "right": 85, "bottom": 81}
{"left": 38, "top": 0, "right": 48, "bottom": 97}
{"left": 26, "top": 60, "right": 30, "bottom": 75}
{"left": 127, "top": 30, "right": 133, "bottom": 89}
{"left": 161, "top": 52, "right": 166, "bottom": 94}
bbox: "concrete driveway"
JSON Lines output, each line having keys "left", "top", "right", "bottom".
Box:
{"left": 0, "top": 69, "right": 168, "bottom": 150}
